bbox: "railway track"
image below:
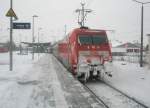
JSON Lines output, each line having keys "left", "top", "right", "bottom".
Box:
{"left": 82, "top": 80, "right": 148, "bottom": 108}
{"left": 101, "top": 81, "right": 148, "bottom": 108}
{"left": 83, "top": 82, "right": 110, "bottom": 108}
{"left": 53, "top": 55, "right": 148, "bottom": 108}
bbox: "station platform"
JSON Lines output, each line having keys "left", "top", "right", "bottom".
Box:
{"left": 33, "top": 54, "right": 105, "bottom": 108}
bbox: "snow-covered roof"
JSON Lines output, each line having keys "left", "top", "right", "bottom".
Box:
{"left": 115, "top": 42, "right": 140, "bottom": 48}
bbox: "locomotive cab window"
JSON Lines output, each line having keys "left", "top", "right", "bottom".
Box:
{"left": 78, "top": 35, "right": 92, "bottom": 44}
{"left": 92, "top": 35, "right": 108, "bottom": 45}
{"left": 78, "top": 34, "right": 108, "bottom": 45}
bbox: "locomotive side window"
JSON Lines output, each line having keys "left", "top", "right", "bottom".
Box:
{"left": 92, "top": 35, "right": 108, "bottom": 45}
{"left": 78, "top": 35, "right": 92, "bottom": 44}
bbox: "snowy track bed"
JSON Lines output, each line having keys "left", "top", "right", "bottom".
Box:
{"left": 85, "top": 81, "right": 146, "bottom": 108}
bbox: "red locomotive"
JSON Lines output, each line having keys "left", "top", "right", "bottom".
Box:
{"left": 53, "top": 27, "right": 112, "bottom": 82}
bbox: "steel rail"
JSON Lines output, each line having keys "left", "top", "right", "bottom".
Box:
{"left": 100, "top": 80, "right": 148, "bottom": 108}
{"left": 82, "top": 83, "right": 110, "bottom": 108}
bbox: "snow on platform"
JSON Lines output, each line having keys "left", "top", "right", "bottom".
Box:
{"left": 0, "top": 52, "right": 104, "bottom": 108}
{"left": 0, "top": 52, "right": 150, "bottom": 108}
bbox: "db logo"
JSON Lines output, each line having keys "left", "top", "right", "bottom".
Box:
{"left": 92, "top": 45, "right": 95, "bottom": 49}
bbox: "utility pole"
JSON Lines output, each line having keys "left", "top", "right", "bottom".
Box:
{"left": 75, "top": 3, "right": 92, "bottom": 27}
{"left": 141, "top": 4, "right": 143, "bottom": 67}
{"left": 132, "top": 0, "right": 150, "bottom": 67}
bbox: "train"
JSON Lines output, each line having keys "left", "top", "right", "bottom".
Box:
{"left": 0, "top": 47, "right": 8, "bottom": 53}
{"left": 52, "top": 27, "right": 112, "bottom": 82}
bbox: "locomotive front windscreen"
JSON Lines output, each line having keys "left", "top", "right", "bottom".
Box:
{"left": 78, "top": 35, "right": 92, "bottom": 44}
{"left": 78, "top": 35, "right": 108, "bottom": 45}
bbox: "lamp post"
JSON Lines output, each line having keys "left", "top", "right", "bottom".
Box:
{"left": 38, "top": 27, "right": 42, "bottom": 59}
{"left": 132, "top": 0, "right": 150, "bottom": 67}
{"left": 32, "top": 15, "right": 38, "bottom": 60}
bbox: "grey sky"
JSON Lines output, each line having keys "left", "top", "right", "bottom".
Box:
{"left": 0, "top": 0, "right": 150, "bottom": 45}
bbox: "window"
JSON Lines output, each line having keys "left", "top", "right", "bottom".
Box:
{"left": 92, "top": 35, "right": 107, "bottom": 44}
{"left": 134, "top": 49, "right": 139, "bottom": 53}
{"left": 78, "top": 34, "right": 107, "bottom": 45}
{"left": 127, "top": 49, "right": 133, "bottom": 52}
{"left": 78, "top": 35, "right": 92, "bottom": 44}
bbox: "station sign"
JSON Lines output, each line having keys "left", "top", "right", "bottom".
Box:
{"left": 13, "top": 22, "right": 31, "bottom": 29}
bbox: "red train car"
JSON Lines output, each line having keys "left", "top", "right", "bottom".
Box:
{"left": 0, "top": 47, "right": 8, "bottom": 53}
{"left": 53, "top": 27, "right": 112, "bottom": 82}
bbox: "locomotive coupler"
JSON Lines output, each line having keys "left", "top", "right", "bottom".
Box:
{"left": 88, "top": 64, "right": 103, "bottom": 79}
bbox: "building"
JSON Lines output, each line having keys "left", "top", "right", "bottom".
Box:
{"left": 112, "top": 42, "right": 143, "bottom": 63}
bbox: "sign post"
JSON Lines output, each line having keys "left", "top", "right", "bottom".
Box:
{"left": 5, "top": 0, "right": 18, "bottom": 71}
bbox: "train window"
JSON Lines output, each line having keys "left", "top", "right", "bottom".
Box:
{"left": 92, "top": 35, "right": 107, "bottom": 44}
{"left": 78, "top": 35, "right": 108, "bottom": 45}
{"left": 78, "top": 35, "right": 92, "bottom": 44}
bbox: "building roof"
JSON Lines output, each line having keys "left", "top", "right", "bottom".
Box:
{"left": 115, "top": 42, "right": 140, "bottom": 48}
{"left": 21, "top": 42, "right": 51, "bottom": 47}
{"left": 0, "top": 43, "right": 6, "bottom": 45}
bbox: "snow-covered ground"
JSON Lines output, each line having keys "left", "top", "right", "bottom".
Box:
{"left": 0, "top": 52, "right": 73, "bottom": 108}
{"left": 0, "top": 52, "right": 102, "bottom": 108}
{"left": 0, "top": 52, "right": 44, "bottom": 108}
{"left": 0, "top": 52, "right": 150, "bottom": 107}
{"left": 104, "top": 61, "right": 150, "bottom": 107}
{"left": 87, "top": 82, "right": 144, "bottom": 108}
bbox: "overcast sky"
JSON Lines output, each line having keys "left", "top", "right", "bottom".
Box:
{"left": 0, "top": 0, "right": 150, "bottom": 45}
